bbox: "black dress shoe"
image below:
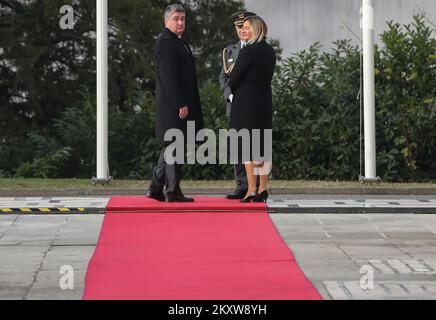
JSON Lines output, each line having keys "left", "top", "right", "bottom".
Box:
{"left": 146, "top": 191, "right": 166, "bottom": 202}
{"left": 240, "top": 192, "right": 258, "bottom": 203}
{"left": 225, "top": 189, "right": 247, "bottom": 200}
{"left": 166, "top": 193, "right": 194, "bottom": 202}
{"left": 252, "top": 190, "right": 269, "bottom": 203}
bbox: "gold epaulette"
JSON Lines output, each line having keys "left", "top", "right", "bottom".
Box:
{"left": 222, "top": 47, "right": 235, "bottom": 75}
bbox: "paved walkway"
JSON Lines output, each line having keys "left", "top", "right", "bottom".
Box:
{"left": 1, "top": 195, "right": 436, "bottom": 300}
{"left": 1, "top": 195, "right": 436, "bottom": 214}
{"left": 271, "top": 213, "right": 436, "bottom": 299}
{"left": 0, "top": 215, "right": 102, "bottom": 300}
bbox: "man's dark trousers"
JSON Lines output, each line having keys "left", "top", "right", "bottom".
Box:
{"left": 234, "top": 163, "right": 248, "bottom": 192}
{"left": 149, "top": 146, "right": 182, "bottom": 195}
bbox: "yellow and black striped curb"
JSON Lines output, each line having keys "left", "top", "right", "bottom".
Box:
{"left": 0, "top": 208, "right": 105, "bottom": 214}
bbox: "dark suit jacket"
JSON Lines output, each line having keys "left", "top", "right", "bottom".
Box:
{"left": 154, "top": 28, "right": 204, "bottom": 144}
{"left": 219, "top": 41, "right": 242, "bottom": 117}
{"left": 228, "top": 40, "right": 276, "bottom": 131}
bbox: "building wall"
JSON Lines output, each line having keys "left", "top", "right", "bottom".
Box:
{"left": 244, "top": 0, "right": 436, "bottom": 58}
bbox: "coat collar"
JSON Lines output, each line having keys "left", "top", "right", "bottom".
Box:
{"left": 161, "top": 27, "right": 183, "bottom": 40}
{"left": 160, "top": 27, "right": 193, "bottom": 56}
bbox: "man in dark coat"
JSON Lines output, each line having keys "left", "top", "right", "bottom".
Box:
{"left": 219, "top": 11, "right": 258, "bottom": 200}
{"left": 147, "top": 4, "right": 204, "bottom": 202}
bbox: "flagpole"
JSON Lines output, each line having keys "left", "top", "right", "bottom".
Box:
{"left": 361, "top": 0, "right": 380, "bottom": 183}
{"left": 92, "top": 0, "right": 112, "bottom": 184}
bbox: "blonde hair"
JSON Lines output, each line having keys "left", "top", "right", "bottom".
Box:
{"left": 245, "top": 16, "right": 268, "bottom": 44}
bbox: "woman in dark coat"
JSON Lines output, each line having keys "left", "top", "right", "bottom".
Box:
{"left": 228, "top": 15, "right": 276, "bottom": 202}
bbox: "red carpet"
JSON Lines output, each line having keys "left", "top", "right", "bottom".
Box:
{"left": 106, "top": 195, "right": 267, "bottom": 212}
{"left": 83, "top": 197, "right": 322, "bottom": 300}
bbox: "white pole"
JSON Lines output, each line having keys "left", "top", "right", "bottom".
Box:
{"left": 362, "top": 0, "right": 377, "bottom": 180}
{"left": 95, "top": 0, "right": 109, "bottom": 182}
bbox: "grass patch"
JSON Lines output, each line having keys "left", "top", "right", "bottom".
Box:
{"left": 0, "top": 179, "right": 434, "bottom": 189}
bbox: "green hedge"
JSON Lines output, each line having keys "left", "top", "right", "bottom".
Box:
{"left": 272, "top": 15, "right": 435, "bottom": 182}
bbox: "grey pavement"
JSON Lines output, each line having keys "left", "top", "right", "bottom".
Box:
{"left": 1, "top": 195, "right": 436, "bottom": 214}
{"left": 1, "top": 195, "right": 436, "bottom": 300}
{"left": 271, "top": 213, "right": 436, "bottom": 299}
{"left": 0, "top": 215, "right": 103, "bottom": 300}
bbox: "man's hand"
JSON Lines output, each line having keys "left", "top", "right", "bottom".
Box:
{"left": 179, "top": 106, "right": 189, "bottom": 119}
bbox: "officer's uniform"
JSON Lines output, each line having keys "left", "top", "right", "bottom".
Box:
{"left": 219, "top": 11, "right": 257, "bottom": 196}
{"left": 219, "top": 40, "right": 243, "bottom": 117}
{"left": 219, "top": 11, "right": 256, "bottom": 117}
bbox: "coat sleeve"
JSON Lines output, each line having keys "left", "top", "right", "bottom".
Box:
{"left": 219, "top": 65, "right": 232, "bottom": 101}
{"left": 228, "top": 47, "right": 251, "bottom": 92}
{"left": 155, "top": 39, "right": 187, "bottom": 110}
{"left": 219, "top": 48, "right": 232, "bottom": 101}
